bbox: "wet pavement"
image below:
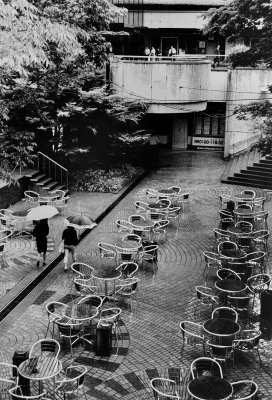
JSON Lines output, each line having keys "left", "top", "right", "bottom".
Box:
{"left": 1, "top": 151, "right": 272, "bottom": 399}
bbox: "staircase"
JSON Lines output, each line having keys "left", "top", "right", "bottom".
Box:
{"left": 221, "top": 148, "right": 272, "bottom": 189}
{"left": 26, "top": 152, "right": 69, "bottom": 195}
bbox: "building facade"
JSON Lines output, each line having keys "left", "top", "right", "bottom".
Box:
{"left": 109, "top": 0, "right": 271, "bottom": 157}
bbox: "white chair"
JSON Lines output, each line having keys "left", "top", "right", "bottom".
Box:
{"left": 115, "top": 277, "right": 139, "bottom": 312}
{"left": 150, "top": 377, "right": 180, "bottom": 399}
{"left": 0, "top": 362, "right": 18, "bottom": 394}
{"left": 55, "top": 365, "right": 88, "bottom": 400}
{"left": 190, "top": 357, "right": 223, "bottom": 379}
{"left": 98, "top": 243, "right": 116, "bottom": 260}
{"left": 9, "top": 387, "right": 47, "bottom": 399}
{"left": 24, "top": 191, "right": 40, "bottom": 207}
{"left": 45, "top": 301, "right": 68, "bottom": 337}
{"left": 179, "top": 321, "right": 205, "bottom": 355}
{"left": 53, "top": 196, "right": 69, "bottom": 216}
{"left": 230, "top": 380, "right": 258, "bottom": 400}
{"left": 29, "top": 338, "right": 60, "bottom": 359}
{"left": 71, "top": 262, "right": 94, "bottom": 279}
{"left": 135, "top": 200, "right": 148, "bottom": 214}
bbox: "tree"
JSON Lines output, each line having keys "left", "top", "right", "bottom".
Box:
{"left": 234, "top": 95, "right": 272, "bottom": 156}
{"left": 203, "top": 0, "right": 272, "bottom": 67}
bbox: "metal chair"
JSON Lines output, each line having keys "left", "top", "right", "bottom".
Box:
{"left": 150, "top": 377, "right": 180, "bottom": 399}
{"left": 228, "top": 262, "right": 253, "bottom": 283}
{"left": 167, "top": 206, "right": 181, "bottom": 226}
{"left": 218, "top": 241, "right": 238, "bottom": 253}
{"left": 203, "top": 251, "right": 222, "bottom": 278}
{"left": 247, "top": 273, "right": 271, "bottom": 311}
{"left": 213, "top": 228, "right": 230, "bottom": 252}
{"left": 216, "top": 268, "right": 241, "bottom": 281}
{"left": 253, "top": 196, "right": 266, "bottom": 211}
{"left": 246, "top": 251, "right": 266, "bottom": 274}
{"left": 116, "top": 261, "right": 139, "bottom": 277}
{"left": 55, "top": 320, "right": 83, "bottom": 358}
{"left": 168, "top": 185, "right": 181, "bottom": 194}
{"left": 115, "top": 277, "right": 139, "bottom": 312}
{"left": 135, "top": 200, "right": 148, "bottom": 214}
{"left": 45, "top": 301, "right": 68, "bottom": 337}
{"left": 116, "top": 219, "right": 133, "bottom": 233}
{"left": 252, "top": 230, "right": 269, "bottom": 254}
{"left": 0, "top": 362, "right": 18, "bottom": 394}
{"left": 241, "top": 190, "right": 256, "bottom": 199}
{"left": 232, "top": 330, "right": 262, "bottom": 366}
{"left": 194, "top": 286, "right": 219, "bottom": 316}
{"left": 71, "top": 262, "right": 94, "bottom": 279}
{"left": 206, "top": 342, "right": 233, "bottom": 371}
{"left": 74, "top": 277, "right": 97, "bottom": 296}
{"left": 190, "top": 357, "right": 223, "bottom": 379}
{"left": 55, "top": 364, "right": 88, "bottom": 400}
{"left": 121, "top": 234, "right": 142, "bottom": 244}
{"left": 24, "top": 191, "right": 39, "bottom": 207}
{"left": 9, "top": 386, "right": 47, "bottom": 399}
{"left": 98, "top": 243, "right": 116, "bottom": 260}
{"left": 152, "top": 219, "right": 170, "bottom": 243}
{"left": 139, "top": 244, "right": 158, "bottom": 270}
{"left": 29, "top": 338, "right": 60, "bottom": 359}
{"left": 212, "top": 307, "right": 238, "bottom": 322}
{"left": 227, "top": 294, "right": 253, "bottom": 325}
{"left": 50, "top": 189, "right": 65, "bottom": 199}
{"left": 128, "top": 214, "right": 146, "bottom": 224}
{"left": 235, "top": 221, "right": 253, "bottom": 233}
{"left": 230, "top": 380, "right": 258, "bottom": 400}
{"left": 254, "top": 210, "right": 269, "bottom": 230}
{"left": 179, "top": 321, "right": 205, "bottom": 355}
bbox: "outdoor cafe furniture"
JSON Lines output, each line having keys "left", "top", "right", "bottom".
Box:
{"left": 116, "top": 261, "right": 139, "bottom": 278}
{"left": 97, "top": 307, "right": 121, "bottom": 350}
{"left": 215, "top": 279, "right": 247, "bottom": 305}
{"left": 38, "top": 194, "right": 59, "bottom": 205}
{"left": 188, "top": 358, "right": 233, "bottom": 400}
{"left": 219, "top": 248, "right": 247, "bottom": 262}
{"left": 128, "top": 214, "right": 145, "bottom": 224}
{"left": 55, "top": 320, "right": 83, "bottom": 359}
{"left": 203, "top": 317, "right": 240, "bottom": 346}
{"left": 135, "top": 200, "right": 149, "bottom": 214}
{"left": 232, "top": 330, "right": 262, "bottom": 367}
{"left": 115, "top": 277, "right": 139, "bottom": 311}
{"left": 71, "top": 262, "right": 94, "bottom": 279}
{"left": 61, "top": 300, "right": 99, "bottom": 346}
{"left": 116, "top": 219, "right": 133, "bottom": 233}
{"left": 194, "top": 286, "right": 219, "bottom": 316}
{"left": 203, "top": 251, "right": 222, "bottom": 278}
{"left": 247, "top": 273, "right": 271, "bottom": 311}
{"left": 152, "top": 219, "right": 170, "bottom": 243}
{"left": 230, "top": 380, "right": 258, "bottom": 400}
{"left": 55, "top": 364, "right": 88, "bottom": 400}
{"left": 9, "top": 387, "right": 47, "bottom": 400}
{"left": 180, "top": 321, "right": 205, "bottom": 355}
{"left": 115, "top": 239, "right": 141, "bottom": 263}
{"left": 0, "top": 362, "right": 18, "bottom": 394}
{"left": 150, "top": 377, "right": 180, "bottom": 399}
{"left": 253, "top": 230, "right": 269, "bottom": 254}
{"left": 92, "top": 264, "right": 122, "bottom": 298}
{"left": 10, "top": 209, "right": 33, "bottom": 236}
{"left": 211, "top": 307, "right": 238, "bottom": 322}
{"left": 18, "top": 353, "right": 62, "bottom": 397}
{"left": 24, "top": 190, "right": 40, "bottom": 207}
{"left": 29, "top": 339, "right": 60, "bottom": 360}
{"left": 139, "top": 244, "right": 159, "bottom": 269}
{"left": 45, "top": 301, "right": 68, "bottom": 337}
{"left": 98, "top": 242, "right": 117, "bottom": 262}
{"left": 147, "top": 202, "right": 169, "bottom": 211}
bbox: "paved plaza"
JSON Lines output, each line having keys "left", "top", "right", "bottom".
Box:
{"left": 1, "top": 151, "right": 272, "bottom": 399}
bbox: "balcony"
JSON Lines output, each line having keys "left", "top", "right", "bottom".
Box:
{"left": 110, "top": 55, "right": 213, "bottom": 113}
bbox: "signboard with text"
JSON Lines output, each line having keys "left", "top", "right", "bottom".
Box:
{"left": 192, "top": 136, "right": 224, "bottom": 148}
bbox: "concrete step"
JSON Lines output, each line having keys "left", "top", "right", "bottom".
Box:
{"left": 30, "top": 174, "right": 46, "bottom": 183}
{"left": 242, "top": 168, "right": 272, "bottom": 177}
{"left": 25, "top": 170, "right": 39, "bottom": 179}
{"left": 228, "top": 175, "right": 272, "bottom": 189}
{"left": 234, "top": 171, "right": 271, "bottom": 183}
{"left": 42, "top": 182, "right": 59, "bottom": 191}
{"left": 36, "top": 178, "right": 53, "bottom": 187}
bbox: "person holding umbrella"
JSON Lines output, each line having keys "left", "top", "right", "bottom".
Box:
{"left": 61, "top": 225, "right": 78, "bottom": 271}
{"left": 32, "top": 219, "right": 49, "bottom": 267}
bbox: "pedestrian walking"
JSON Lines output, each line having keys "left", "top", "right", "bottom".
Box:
{"left": 61, "top": 225, "right": 78, "bottom": 271}
{"left": 32, "top": 219, "right": 49, "bottom": 267}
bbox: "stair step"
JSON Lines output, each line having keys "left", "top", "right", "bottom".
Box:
{"left": 222, "top": 178, "right": 272, "bottom": 189}
{"left": 234, "top": 172, "right": 270, "bottom": 182}
{"left": 259, "top": 159, "right": 272, "bottom": 165}
{"left": 30, "top": 174, "right": 46, "bottom": 183}
{"left": 25, "top": 170, "right": 39, "bottom": 178}
{"left": 249, "top": 164, "right": 272, "bottom": 171}
{"left": 243, "top": 168, "right": 272, "bottom": 177}
{"left": 228, "top": 175, "right": 272, "bottom": 187}
{"left": 36, "top": 178, "right": 53, "bottom": 187}
{"left": 43, "top": 182, "right": 59, "bottom": 191}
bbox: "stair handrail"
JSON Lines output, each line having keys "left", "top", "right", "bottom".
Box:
{"left": 38, "top": 151, "right": 68, "bottom": 190}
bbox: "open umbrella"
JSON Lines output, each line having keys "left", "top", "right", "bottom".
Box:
{"left": 65, "top": 214, "right": 97, "bottom": 230}
{"left": 26, "top": 205, "right": 59, "bottom": 221}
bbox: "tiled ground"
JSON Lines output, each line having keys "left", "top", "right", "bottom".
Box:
{"left": 1, "top": 151, "right": 272, "bottom": 399}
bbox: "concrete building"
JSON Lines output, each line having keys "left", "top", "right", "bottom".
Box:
{"left": 109, "top": 0, "right": 272, "bottom": 158}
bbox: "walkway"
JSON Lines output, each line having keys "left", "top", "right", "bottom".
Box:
{"left": 1, "top": 151, "right": 272, "bottom": 399}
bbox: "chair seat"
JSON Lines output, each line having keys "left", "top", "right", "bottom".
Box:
{"left": 57, "top": 380, "right": 78, "bottom": 393}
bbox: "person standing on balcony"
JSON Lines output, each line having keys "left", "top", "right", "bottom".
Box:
{"left": 168, "top": 45, "right": 177, "bottom": 60}
{"left": 150, "top": 46, "right": 156, "bottom": 59}
{"left": 33, "top": 219, "right": 49, "bottom": 268}
{"left": 144, "top": 46, "right": 151, "bottom": 61}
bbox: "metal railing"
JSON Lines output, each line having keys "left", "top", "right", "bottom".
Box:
{"left": 114, "top": 54, "right": 228, "bottom": 65}
{"left": 37, "top": 152, "right": 68, "bottom": 190}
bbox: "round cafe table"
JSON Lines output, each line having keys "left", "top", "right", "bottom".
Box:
{"left": 215, "top": 279, "right": 247, "bottom": 293}
{"left": 18, "top": 356, "right": 62, "bottom": 398}
{"left": 130, "top": 219, "right": 155, "bottom": 228}
{"left": 203, "top": 318, "right": 240, "bottom": 337}
{"left": 147, "top": 203, "right": 168, "bottom": 210}
{"left": 188, "top": 376, "right": 233, "bottom": 400}
{"left": 157, "top": 188, "right": 176, "bottom": 195}
{"left": 116, "top": 238, "right": 142, "bottom": 250}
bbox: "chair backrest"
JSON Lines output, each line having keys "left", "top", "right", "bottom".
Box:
{"left": 180, "top": 321, "right": 204, "bottom": 341}
{"left": 46, "top": 301, "right": 67, "bottom": 319}
{"left": 150, "top": 378, "right": 180, "bottom": 399}
{"left": 141, "top": 244, "right": 158, "bottom": 258}
{"left": 190, "top": 357, "right": 223, "bottom": 379}
{"left": 117, "top": 261, "right": 139, "bottom": 277}
{"left": 241, "top": 190, "right": 256, "bottom": 198}
{"left": 71, "top": 262, "right": 94, "bottom": 278}
{"left": 212, "top": 307, "right": 238, "bottom": 322}
{"left": 227, "top": 295, "right": 252, "bottom": 311}
{"left": 253, "top": 230, "right": 269, "bottom": 240}
{"left": 195, "top": 286, "right": 218, "bottom": 305}
{"left": 65, "top": 365, "right": 87, "bottom": 388}
{"left": 230, "top": 380, "right": 258, "bottom": 400}
{"left": 216, "top": 268, "right": 241, "bottom": 281}
{"left": 98, "top": 243, "right": 116, "bottom": 258}
{"left": 213, "top": 228, "right": 230, "bottom": 241}
{"left": 99, "top": 307, "right": 122, "bottom": 326}
{"left": 218, "top": 241, "right": 238, "bottom": 252}
{"left": 74, "top": 277, "right": 96, "bottom": 295}
{"left": 253, "top": 197, "right": 266, "bottom": 210}
{"left": 77, "top": 294, "right": 103, "bottom": 309}
{"left": 153, "top": 219, "right": 170, "bottom": 232}
{"left": 233, "top": 329, "right": 262, "bottom": 349}
{"left": 0, "top": 362, "right": 18, "bottom": 386}
{"left": 206, "top": 342, "right": 233, "bottom": 362}
{"left": 9, "top": 386, "right": 46, "bottom": 399}
{"left": 29, "top": 339, "right": 60, "bottom": 359}
{"left": 219, "top": 209, "right": 233, "bottom": 219}
{"left": 246, "top": 251, "right": 266, "bottom": 263}
{"left": 135, "top": 200, "right": 148, "bottom": 213}
{"left": 122, "top": 234, "right": 142, "bottom": 243}
{"left": 116, "top": 220, "right": 133, "bottom": 232}
{"left": 56, "top": 321, "right": 83, "bottom": 337}
{"left": 116, "top": 277, "right": 139, "bottom": 294}
{"left": 51, "top": 189, "right": 65, "bottom": 199}
{"left": 203, "top": 251, "right": 221, "bottom": 266}
{"left": 24, "top": 191, "right": 39, "bottom": 201}
{"left": 158, "top": 199, "right": 171, "bottom": 207}
{"left": 128, "top": 214, "right": 145, "bottom": 223}
{"left": 235, "top": 221, "right": 253, "bottom": 232}
{"left": 168, "top": 186, "right": 181, "bottom": 194}
{"left": 247, "top": 274, "right": 271, "bottom": 293}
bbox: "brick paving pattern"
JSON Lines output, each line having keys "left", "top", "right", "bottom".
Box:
{"left": 0, "top": 152, "right": 272, "bottom": 399}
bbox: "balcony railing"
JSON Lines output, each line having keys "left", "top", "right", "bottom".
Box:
{"left": 114, "top": 54, "right": 228, "bottom": 64}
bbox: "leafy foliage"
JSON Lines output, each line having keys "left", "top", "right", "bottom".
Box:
{"left": 203, "top": 0, "right": 272, "bottom": 67}
{"left": 70, "top": 164, "right": 138, "bottom": 193}
{"left": 234, "top": 99, "right": 272, "bottom": 156}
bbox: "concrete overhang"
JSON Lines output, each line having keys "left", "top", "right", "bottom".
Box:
{"left": 146, "top": 101, "right": 207, "bottom": 114}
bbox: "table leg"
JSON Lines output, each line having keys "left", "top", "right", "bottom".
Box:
{"left": 105, "top": 281, "right": 108, "bottom": 297}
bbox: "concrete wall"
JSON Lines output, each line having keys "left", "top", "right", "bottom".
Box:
{"left": 209, "top": 70, "right": 228, "bottom": 102}
{"left": 111, "top": 58, "right": 211, "bottom": 106}
{"left": 225, "top": 68, "right": 272, "bottom": 157}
